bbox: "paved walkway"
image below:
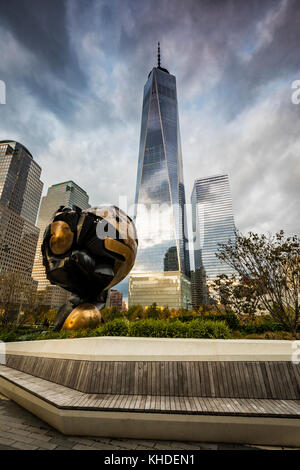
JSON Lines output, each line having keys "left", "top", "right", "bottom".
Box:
{"left": 0, "top": 393, "right": 295, "bottom": 451}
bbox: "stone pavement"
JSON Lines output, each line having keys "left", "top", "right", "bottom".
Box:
{"left": 0, "top": 393, "right": 296, "bottom": 451}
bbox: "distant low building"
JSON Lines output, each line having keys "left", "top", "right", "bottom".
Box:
{"left": 109, "top": 289, "right": 123, "bottom": 310}
{"left": 129, "top": 272, "right": 192, "bottom": 310}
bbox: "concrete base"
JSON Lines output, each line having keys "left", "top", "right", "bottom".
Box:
{"left": 3, "top": 336, "right": 296, "bottom": 361}
{"left": 1, "top": 376, "right": 299, "bottom": 447}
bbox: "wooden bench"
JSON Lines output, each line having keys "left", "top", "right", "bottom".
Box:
{"left": 4, "top": 354, "right": 300, "bottom": 400}
{"left": 0, "top": 364, "right": 299, "bottom": 418}
{"left": 0, "top": 341, "right": 299, "bottom": 446}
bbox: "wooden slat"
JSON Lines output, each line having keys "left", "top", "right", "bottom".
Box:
{"left": 164, "top": 361, "right": 170, "bottom": 396}
{"left": 253, "top": 362, "right": 267, "bottom": 398}
{"left": 188, "top": 362, "right": 195, "bottom": 396}
{"left": 242, "top": 361, "right": 252, "bottom": 398}
{"left": 147, "top": 361, "right": 152, "bottom": 395}
{"left": 94, "top": 361, "right": 104, "bottom": 394}
{"left": 192, "top": 361, "right": 200, "bottom": 396}
{"left": 236, "top": 361, "right": 247, "bottom": 398}
{"left": 220, "top": 362, "right": 230, "bottom": 397}
{"left": 282, "top": 362, "right": 298, "bottom": 399}
{"left": 127, "top": 361, "right": 134, "bottom": 395}
{"left": 169, "top": 361, "right": 175, "bottom": 396}
{"left": 288, "top": 363, "right": 300, "bottom": 399}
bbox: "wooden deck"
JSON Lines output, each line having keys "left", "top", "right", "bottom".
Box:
{"left": 5, "top": 354, "right": 300, "bottom": 400}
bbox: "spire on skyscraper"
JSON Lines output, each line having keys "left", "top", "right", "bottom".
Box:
{"left": 154, "top": 41, "right": 169, "bottom": 75}
{"left": 157, "top": 42, "right": 161, "bottom": 68}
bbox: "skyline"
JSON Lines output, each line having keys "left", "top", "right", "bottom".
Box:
{"left": 0, "top": 0, "right": 299, "bottom": 243}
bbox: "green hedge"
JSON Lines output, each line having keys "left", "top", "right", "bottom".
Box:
{"left": 172, "top": 313, "right": 239, "bottom": 330}
{"left": 200, "top": 314, "right": 239, "bottom": 330}
{"left": 0, "top": 327, "right": 48, "bottom": 342}
{"left": 96, "top": 318, "right": 231, "bottom": 339}
{"left": 100, "top": 318, "right": 129, "bottom": 336}
{"left": 0, "top": 317, "right": 285, "bottom": 342}
{"left": 0, "top": 329, "right": 20, "bottom": 342}
{"left": 239, "top": 321, "right": 284, "bottom": 334}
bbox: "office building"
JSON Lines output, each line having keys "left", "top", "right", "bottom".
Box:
{"left": 129, "top": 44, "right": 191, "bottom": 309}
{"left": 0, "top": 140, "right": 43, "bottom": 278}
{"left": 191, "top": 174, "right": 236, "bottom": 307}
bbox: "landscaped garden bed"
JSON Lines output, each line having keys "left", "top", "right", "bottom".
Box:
{"left": 0, "top": 308, "right": 298, "bottom": 342}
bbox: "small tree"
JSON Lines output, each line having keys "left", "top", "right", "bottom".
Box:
{"left": 161, "top": 306, "right": 170, "bottom": 319}
{"left": 127, "top": 304, "right": 144, "bottom": 321}
{"left": 212, "top": 274, "right": 263, "bottom": 320}
{"left": 100, "top": 306, "right": 122, "bottom": 322}
{"left": 145, "top": 303, "right": 161, "bottom": 319}
{"left": 19, "top": 286, "right": 47, "bottom": 326}
{"left": 0, "top": 271, "right": 25, "bottom": 327}
{"left": 216, "top": 231, "right": 300, "bottom": 334}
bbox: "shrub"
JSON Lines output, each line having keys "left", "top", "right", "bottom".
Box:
{"left": 187, "top": 319, "right": 231, "bottom": 339}
{"left": 240, "top": 320, "right": 284, "bottom": 334}
{"left": 128, "top": 319, "right": 159, "bottom": 337}
{"left": 172, "top": 312, "right": 239, "bottom": 330}
{"left": 101, "top": 306, "right": 123, "bottom": 322}
{"left": 144, "top": 303, "right": 162, "bottom": 320}
{"left": 201, "top": 313, "right": 239, "bottom": 330}
{"left": 0, "top": 329, "right": 19, "bottom": 342}
{"left": 101, "top": 318, "right": 129, "bottom": 336}
{"left": 34, "top": 332, "right": 58, "bottom": 340}
{"left": 128, "top": 319, "right": 188, "bottom": 338}
{"left": 126, "top": 305, "right": 144, "bottom": 321}
{"left": 210, "top": 321, "right": 231, "bottom": 339}
{"left": 127, "top": 318, "right": 230, "bottom": 339}
{"left": 169, "top": 314, "right": 197, "bottom": 323}
{"left": 86, "top": 327, "right": 103, "bottom": 337}
{"left": 16, "top": 332, "right": 40, "bottom": 341}
{"left": 165, "top": 320, "right": 189, "bottom": 338}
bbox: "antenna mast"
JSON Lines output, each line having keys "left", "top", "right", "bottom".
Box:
{"left": 157, "top": 42, "right": 161, "bottom": 68}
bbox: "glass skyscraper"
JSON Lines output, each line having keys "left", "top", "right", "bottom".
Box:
{"left": 32, "top": 181, "right": 90, "bottom": 307}
{"left": 191, "top": 174, "right": 236, "bottom": 306}
{"left": 129, "top": 46, "right": 191, "bottom": 309}
{"left": 0, "top": 140, "right": 43, "bottom": 277}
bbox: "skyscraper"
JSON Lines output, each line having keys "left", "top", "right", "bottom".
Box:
{"left": 0, "top": 140, "right": 43, "bottom": 277}
{"left": 129, "top": 44, "right": 191, "bottom": 309}
{"left": 191, "top": 174, "right": 236, "bottom": 307}
{"left": 32, "top": 181, "right": 90, "bottom": 307}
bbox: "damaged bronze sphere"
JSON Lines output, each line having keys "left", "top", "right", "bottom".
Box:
{"left": 42, "top": 205, "right": 137, "bottom": 331}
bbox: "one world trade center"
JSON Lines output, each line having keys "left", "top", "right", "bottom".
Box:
{"left": 129, "top": 44, "right": 191, "bottom": 309}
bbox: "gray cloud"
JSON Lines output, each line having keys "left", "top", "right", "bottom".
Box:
{"left": 0, "top": 0, "right": 299, "bottom": 245}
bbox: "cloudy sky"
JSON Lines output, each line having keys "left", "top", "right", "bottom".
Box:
{"left": 0, "top": 0, "right": 299, "bottom": 282}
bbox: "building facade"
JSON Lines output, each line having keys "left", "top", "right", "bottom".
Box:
{"left": 0, "top": 140, "right": 43, "bottom": 278}
{"left": 191, "top": 174, "right": 236, "bottom": 308}
{"left": 129, "top": 271, "right": 191, "bottom": 310}
{"left": 32, "top": 181, "right": 90, "bottom": 307}
{"left": 129, "top": 46, "right": 191, "bottom": 309}
{"left": 108, "top": 289, "right": 123, "bottom": 310}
